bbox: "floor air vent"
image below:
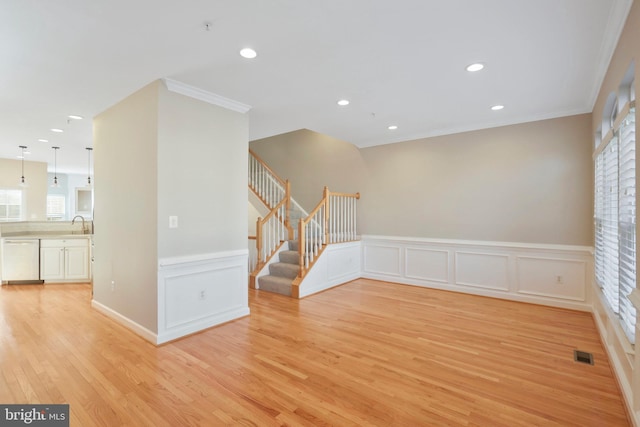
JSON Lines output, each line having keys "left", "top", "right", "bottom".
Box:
{"left": 574, "top": 350, "right": 594, "bottom": 365}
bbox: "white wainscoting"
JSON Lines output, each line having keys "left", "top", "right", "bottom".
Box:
{"left": 361, "top": 235, "right": 592, "bottom": 311}
{"left": 455, "top": 251, "right": 510, "bottom": 291}
{"left": 299, "top": 241, "right": 361, "bottom": 298}
{"left": 591, "top": 281, "right": 637, "bottom": 426}
{"left": 516, "top": 256, "right": 586, "bottom": 302}
{"left": 157, "top": 249, "right": 250, "bottom": 344}
{"left": 406, "top": 248, "right": 448, "bottom": 283}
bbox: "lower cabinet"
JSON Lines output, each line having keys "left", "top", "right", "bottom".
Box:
{"left": 40, "top": 238, "right": 90, "bottom": 282}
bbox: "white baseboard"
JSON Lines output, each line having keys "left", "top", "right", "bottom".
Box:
{"left": 156, "top": 306, "right": 250, "bottom": 344}
{"left": 91, "top": 299, "right": 158, "bottom": 344}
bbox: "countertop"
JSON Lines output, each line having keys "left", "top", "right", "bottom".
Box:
{"left": 1, "top": 233, "right": 92, "bottom": 240}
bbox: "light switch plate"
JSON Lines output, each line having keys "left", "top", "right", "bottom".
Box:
{"left": 169, "top": 216, "right": 178, "bottom": 228}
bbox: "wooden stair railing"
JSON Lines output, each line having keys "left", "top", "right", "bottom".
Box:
{"left": 292, "top": 186, "right": 360, "bottom": 297}
{"left": 256, "top": 194, "right": 291, "bottom": 259}
{"left": 249, "top": 151, "right": 361, "bottom": 296}
{"left": 248, "top": 150, "right": 293, "bottom": 287}
{"left": 249, "top": 149, "right": 289, "bottom": 211}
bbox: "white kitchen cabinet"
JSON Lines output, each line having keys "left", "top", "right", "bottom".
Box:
{"left": 40, "top": 238, "right": 90, "bottom": 282}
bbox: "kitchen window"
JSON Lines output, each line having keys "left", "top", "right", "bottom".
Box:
{"left": 47, "top": 194, "right": 66, "bottom": 221}
{"left": 0, "top": 189, "right": 22, "bottom": 222}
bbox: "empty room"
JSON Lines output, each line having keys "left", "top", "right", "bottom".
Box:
{"left": 1, "top": 1, "right": 639, "bottom": 426}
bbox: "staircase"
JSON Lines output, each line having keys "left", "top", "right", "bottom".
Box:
{"left": 248, "top": 150, "right": 360, "bottom": 298}
{"left": 257, "top": 240, "right": 299, "bottom": 296}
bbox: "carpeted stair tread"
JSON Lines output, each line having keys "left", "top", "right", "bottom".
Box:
{"left": 257, "top": 240, "right": 299, "bottom": 297}
{"left": 269, "top": 262, "right": 299, "bottom": 279}
{"left": 258, "top": 275, "right": 292, "bottom": 297}
{"left": 279, "top": 250, "right": 299, "bottom": 265}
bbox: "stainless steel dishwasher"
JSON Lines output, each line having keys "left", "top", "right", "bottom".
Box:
{"left": 1, "top": 238, "right": 43, "bottom": 283}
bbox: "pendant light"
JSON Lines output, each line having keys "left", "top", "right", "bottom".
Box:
{"left": 86, "top": 147, "right": 93, "bottom": 187}
{"left": 51, "top": 146, "right": 60, "bottom": 187}
{"left": 18, "top": 145, "right": 27, "bottom": 186}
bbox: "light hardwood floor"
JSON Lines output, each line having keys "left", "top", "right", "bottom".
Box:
{"left": 0, "top": 279, "right": 630, "bottom": 426}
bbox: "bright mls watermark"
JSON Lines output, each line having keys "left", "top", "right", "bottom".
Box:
{"left": 1, "top": 405, "right": 69, "bottom": 426}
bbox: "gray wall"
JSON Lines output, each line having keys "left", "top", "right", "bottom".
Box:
{"left": 93, "top": 81, "right": 160, "bottom": 333}
{"left": 93, "top": 79, "right": 249, "bottom": 334}
{"left": 251, "top": 113, "right": 593, "bottom": 246}
{"left": 157, "top": 84, "right": 248, "bottom": 257}
{"left": 250, "top": 129, "right": 368, "bottom": 212}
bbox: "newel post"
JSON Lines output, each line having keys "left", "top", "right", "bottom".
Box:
{"left": 256, "top": 217, "right": 262, "bottom": 264}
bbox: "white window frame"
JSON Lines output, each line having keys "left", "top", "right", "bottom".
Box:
{"left": 0, "top": 189, "right": 23, "bottom": 222}
{"left": 46, "top": 194, "right": 66, "bottom": 221}
{"left": 594, "top": 82, "right": 636, "bottom": 343}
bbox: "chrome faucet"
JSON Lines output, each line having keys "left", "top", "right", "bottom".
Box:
{"left": 72, "top": 215, "right": 86, "bottom": 234}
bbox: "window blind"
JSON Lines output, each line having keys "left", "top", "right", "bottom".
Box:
{"left": 594, "top": 104, "right": 636, "bottom": 343}
{"left": 595, "top": 153, "right": 604, "bottom": 284}
{"left": 618, "top": 107, "right": 636, "bottom": 341}
{"left": 601, "top": 136, "right": 620, "bottom": 313}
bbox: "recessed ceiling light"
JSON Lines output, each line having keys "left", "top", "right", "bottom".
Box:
{"left": 38, "top": 139, "right": 48, "bottom": 143}
{"left": 337, "top": 99, "right": 350, "bottom": 106}
{"left": 240, "top": 48, "right": 257, "bottom": 59}
{"left": 388, "top": 125, "right": 398, "bottom": 130}
{"left": 51, "top": 128, "right": 64, "bottom": 133}
{"left": 68, "top": 115, "right": 83, "bottom": 120}
{"left": 466, "top": 63, "right": 484, "bottom": 72}
{"left": 491, "top": 105, "right": 504, "bottom": 111}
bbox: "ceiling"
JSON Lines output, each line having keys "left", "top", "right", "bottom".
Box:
{"left": 0, "top": 0, "right": 632, "bottom": 174}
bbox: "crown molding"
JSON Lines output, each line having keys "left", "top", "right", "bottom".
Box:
{"left": 162, "top": 78, "right": 252, "bottom": 114}
{"left": 356, "top": 107, "right": 592, "bottom": 149}
{"left": 587, "top": 0, "right": 634, "bottom": 110}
